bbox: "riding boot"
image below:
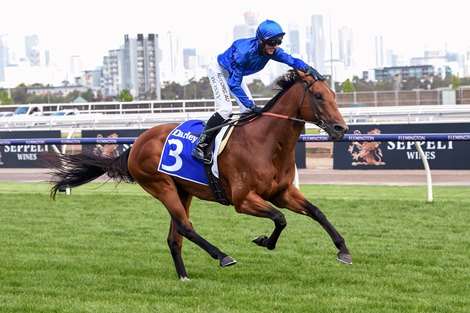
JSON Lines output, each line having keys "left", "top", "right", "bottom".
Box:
{"left": 191, "top": 112, "right": 225, "bottom": 164}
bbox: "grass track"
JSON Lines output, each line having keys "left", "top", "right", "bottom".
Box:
{"left": 0, "top": 182, "right": 469, "bottom": 312}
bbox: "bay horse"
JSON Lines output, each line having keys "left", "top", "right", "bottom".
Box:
{"left": 49, "top": 69, "right": 351, "bottom": 280}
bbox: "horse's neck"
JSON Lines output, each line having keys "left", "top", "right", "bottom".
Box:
{"left": 252, "top": 87, "right": 305, "bottom": 151}
{"left": 270, "top": 82, "right": 304, "bottom": 116}
{"left": 265, "top": 83, "right": 305, "bottom": 139}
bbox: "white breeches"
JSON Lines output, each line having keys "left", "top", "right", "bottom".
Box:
{"left": 207, "top": 62, "right": 253, "bottom": 119}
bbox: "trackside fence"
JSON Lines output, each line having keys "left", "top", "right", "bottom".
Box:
{"left": 1, "top": 133, "right": 470, "bottom": 145}
{"left": 1, "top": 133, "right": 470, "bottom": 202}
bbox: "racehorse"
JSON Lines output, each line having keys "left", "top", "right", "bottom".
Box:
{"left": 49, "top": 69, "right": 351, "bottom": 280}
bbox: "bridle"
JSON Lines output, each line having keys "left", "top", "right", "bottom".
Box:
{"left": 208, "top": 77, "right": 329, "bottom": 132}
{"left": 261, "top": 78, "right": 327, "bottom": 130}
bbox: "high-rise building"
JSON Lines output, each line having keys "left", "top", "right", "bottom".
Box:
{"left": 183, "top": 48, "right": 196, "bottom": 70}
{"left": 121, "top": 33, "right": 161, "bottom": 100}
{"left": 83, "top": 68, "right": 102, "bottom": 91}
{"left": 101, "top": 49, "right": 124, "bottom": 97}
{"left": 0, "top": 36, "right": 6, "bottom": 82}
{"left": 375, "top": 35, "right": 384, "bottom": 68}
{"left": 307, "top": 15, "right": 325, "bottom": 73}
{"left": 338, "top": 26, "right": 353, "bottom": 67}
{"left": 70, "top": 55, "right": 82, "bottom": 79}
{"left": 25, "top": 34, "right": 40, "bottom": 66}
{"left": 287, "top": 24, "right": 300, "bottom": 56}
{"left": 233, "top": 11, "right": 258, "bottom": 40}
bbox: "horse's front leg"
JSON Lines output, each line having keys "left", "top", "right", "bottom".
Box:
{"left": 235, "top": 192, "right": 287, "bottom": 250}
{"left": 305, "top": 201, "right": 352, "bottom": 264}
{"left": 272, "top": 186, "right": 352, "bottom": 264}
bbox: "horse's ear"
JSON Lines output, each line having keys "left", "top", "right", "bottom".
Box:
{"left": 294, "top": 68, "right": 313, "bottom": 83}
{"left": 294, "top": 68, "right": 304, "bottom": 78}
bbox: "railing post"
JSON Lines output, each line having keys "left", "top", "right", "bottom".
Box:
{"left": 414, "top": 141, "right": 433, "bottom": 202}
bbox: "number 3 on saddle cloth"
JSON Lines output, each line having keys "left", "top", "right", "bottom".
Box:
{"left": 158, "top": 119, "right": 233, "bottom": 205}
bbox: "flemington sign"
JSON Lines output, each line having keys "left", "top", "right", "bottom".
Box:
{"left": 1, "top": 124, "right": 469, "bottom": 169}
{"left": 333, "top": 123, "right": 470, "bottom": 170}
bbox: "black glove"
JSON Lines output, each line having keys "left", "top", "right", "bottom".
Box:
{"left": 305, "top": 66, "right": 325, "bottom": 81}
{"left": 250, "top": 104, "right": 263, "bottom": 114}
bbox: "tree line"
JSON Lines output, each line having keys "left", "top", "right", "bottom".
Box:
{"left": 1, "top": 74, "right": 468, "bottom": 105}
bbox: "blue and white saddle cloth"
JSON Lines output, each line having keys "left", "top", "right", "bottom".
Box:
{"left": 158, "top": 119, "right": 229, "bottom": 185}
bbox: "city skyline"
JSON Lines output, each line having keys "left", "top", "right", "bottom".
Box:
{"left": 2, "top": 0, "right": 469, "bottom": 87}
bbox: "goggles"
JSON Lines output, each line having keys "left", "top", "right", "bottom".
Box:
{"left": 264, "top": 38, "right": 282, "bottom": 46}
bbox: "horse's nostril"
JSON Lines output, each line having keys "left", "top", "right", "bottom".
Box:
{"left": 334, "top": 124, "right": 348, "bottom": 133}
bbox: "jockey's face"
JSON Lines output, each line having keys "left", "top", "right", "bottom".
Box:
{"left": 263, "top": 43, "right": 277, "bottom": 55}
{"left": 262, "top": 37, "right": 282, "bottom": 55}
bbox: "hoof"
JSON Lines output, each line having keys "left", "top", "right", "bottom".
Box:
{"left": 337, "top": 252, "right": 352, "bottom": 265}
{"left": 179, "top": 276, "right": 190, "bottom": 282}
{"left": 252, "top": 235, "right": 268, "bottom": 247}
{"left": 220, "top": 256, "right": 237, "bottom": 267}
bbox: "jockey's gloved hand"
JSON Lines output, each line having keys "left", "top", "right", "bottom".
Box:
{"left": 250, "top": 104, "right": 263, "bottom": 115}
{"left": 305, "top": 66, "right": 325, "bottom": 81}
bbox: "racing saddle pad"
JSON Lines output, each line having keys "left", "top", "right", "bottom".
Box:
{"left": 157, "top": 119, "right": 232, "bottom": 185}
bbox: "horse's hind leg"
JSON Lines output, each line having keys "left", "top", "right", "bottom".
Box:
{"left": 167, "top": 189, "right": 192, "bottom": 280}
{"left": 171, "top": 216, "right": 237, "bottom": 268}
{"left": 158, "top": 185, "right": 236, "bottom": 279}
{"left": 168, "top": 219, "right": 188, "bottom": 280}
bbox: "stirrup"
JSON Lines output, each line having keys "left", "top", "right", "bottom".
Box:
{"left": 191, "top": 146, "right": 212, "bottom": 164}
{"left": 202, "top": 151, "right": 213, "bottom": 164}
{"left": 191, "top": 146, "right": 204, "bottom": 159}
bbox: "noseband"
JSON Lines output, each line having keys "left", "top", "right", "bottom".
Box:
{"left": 300, "top": 79, "right": 326, "bottom": 130}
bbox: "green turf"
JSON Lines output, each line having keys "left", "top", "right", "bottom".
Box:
{"left": 0, "top": 182, "right": 469, "bottom": 312}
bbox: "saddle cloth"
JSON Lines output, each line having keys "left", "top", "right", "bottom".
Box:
{"left": 157, "top": 119, "right": 232, "bottom": 185}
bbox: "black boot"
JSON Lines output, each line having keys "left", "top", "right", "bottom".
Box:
{"left": 191, "top": 112, "right": 225, "bottom": 164}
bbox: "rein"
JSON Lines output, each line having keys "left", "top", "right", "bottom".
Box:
{"left": 204, "top": 78, "right": 326, "bottom": 133}
{"left": 260, "top": 112, "right": 306, "bottom": 123}
{"left": 260, "top": 79, "right": 326, "bottom": 129}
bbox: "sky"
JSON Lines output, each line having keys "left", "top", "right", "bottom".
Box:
{"left": 2, "top": 0, "right": 469, "bottom": 75}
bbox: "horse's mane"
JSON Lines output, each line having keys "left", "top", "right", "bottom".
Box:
{"left": 262, "top": 70, "right": 298, "bottom": 111}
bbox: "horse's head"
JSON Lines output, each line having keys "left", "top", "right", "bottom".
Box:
{"left": 295, "top": 69, "right": 348, "bottom": 140}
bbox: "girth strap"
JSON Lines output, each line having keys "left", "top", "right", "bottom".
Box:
{"left": 202, "top": 128, "right": 231, "bottom": 206}
{"left": 203, "top": 162, "right": 231, "bottom": 206}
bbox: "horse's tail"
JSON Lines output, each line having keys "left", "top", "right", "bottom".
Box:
{"left": 49, "top": 148, "right": 134, "bottom": 199}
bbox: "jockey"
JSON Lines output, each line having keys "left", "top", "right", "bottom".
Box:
{"left": 192, "top": 19, "right": 324, "bottom": 164}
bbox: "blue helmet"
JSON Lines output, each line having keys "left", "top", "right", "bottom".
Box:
{"left": 256, "top": 20, "right": 285, "bottom": 41}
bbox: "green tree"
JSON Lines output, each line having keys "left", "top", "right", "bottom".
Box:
{"left": 161, "top": 81, "right": 183, "bottom": 100}
{"left": 401, "top": 77, "right": 421, "bottom": 90}
{"left": 95, "top": 90, "right": 104, "bottom": 102}
{"left": 451, "top": 75, "right": 460, "bottom": 89}
{"left": 432, "top": 76, "right": 452, "bottom": 89}
{"left": 10, "top": 84, "right": 28, "bottom": 104}
{"left": 1, "top": 91, "right": 13, "bottom": 105}
{"left": 375, "top": 79, "right": 395, "bottom": 91}
{"left": 119, "top": 89, "right": 134, "bottom": 102}
{"left": 459, "top": 77, "right": 470, "bottom": 86}
{"left": 64, "top": 90, "right": 81, "bottom": 103}
{"left": 341, "top": 79, "right": 356, "bottom": 92}
{"left": 184, "top": 78, "right": 199, "bottom": 99}
{"left": 196, "top": 77, "right": 214, "bottom": 99}
{"left": 81, "top": 88, "right": 95, "bottom": 102}
{"left": 352, "top": 76, "right": 375, "bottom": 92}
{"left": 247, "top": 79, "right": 275, "bottom": 97}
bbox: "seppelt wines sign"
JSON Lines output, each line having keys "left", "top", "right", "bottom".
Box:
{"left": 0, "top": 130, "right": 61, "bottom": 168}
{"left": 333, "top": 123, "right": 470, "bottom": 169}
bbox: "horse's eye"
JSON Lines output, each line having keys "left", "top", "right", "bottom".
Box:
{"left": 314, "top": 93, "right": 322, "bottom": 100}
